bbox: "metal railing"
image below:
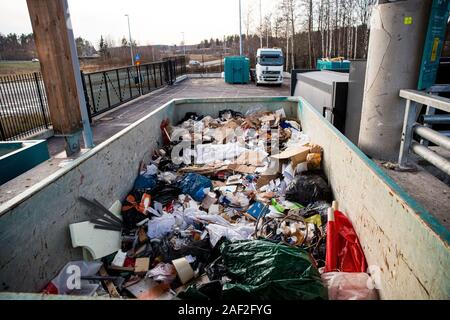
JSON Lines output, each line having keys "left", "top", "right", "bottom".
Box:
{"left": 0, "top": 72, "right": 51, "bottom": 141}
{"left": 398, "top": 89, "right": 450, "bottom": 175}
{"left": 82, "top": 56, "right": 186, "bottom": 119}
{"left": 0, "top": 56, "right": 186, "bottom": 141}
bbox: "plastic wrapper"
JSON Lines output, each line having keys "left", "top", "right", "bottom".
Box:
{"left": 149, "top": 185, "right": 181, "bottom": 206}
{"left": 206, "top": 223, "right": 254, "bottom": 247}
{"left": 286, "top": 171, "right": 332, "bottom": 206}
{"left": 321, "top": 272, "right": 378, "bottom": 300}
{"left": 121, "top": 191, "right": 148, "bottom": 230}
{"left": 178, "top": 173, "right": 213, "bottom": 202}
{"left": 147, "top": 263, "right": 177, "bottom": 283}
{"left": 195, "top": 143, "right": 247, "bottom": 164}
{"left": 42, "top": 261, "right": 103, "bottom": 295}
{"left": 147, "top": 214, "right": 184, "bottom": 239}
{"left": 133, "top": 174, "right": 157, "bottom": 192}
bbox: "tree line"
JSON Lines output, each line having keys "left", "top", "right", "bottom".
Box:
{"left": 0, "top": 33, "right": 36, "bottom": 60}
{"left": 1, "top": 0, "right": 376, "bottom": 70}
{"left": 228, "top": 0, "right": 376, "bottom": 70}
{"left": 0, "top": 33, "right": 97, "bottom": 60}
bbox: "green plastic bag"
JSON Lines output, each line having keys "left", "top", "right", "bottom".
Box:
{"left": 220, "top": 240, "right": 327, "bottom": 300}
{"left": 177, "top": 240, "right": 327, "bottom": 300}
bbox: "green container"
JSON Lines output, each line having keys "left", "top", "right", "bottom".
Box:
{"left": 317, "top": 60, "right": 350, "bottom": 71}
{"left": 224, "top": 56, "right": 250, "bottom": 84}
{"left": 0, "top": 140, "right": 50, "bottom": 185}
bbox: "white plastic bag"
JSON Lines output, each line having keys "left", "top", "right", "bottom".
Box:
{"left": 44, "top": 261, "right": 103, "bottom": 295}
{"left": 206, "top": 223, "right": 254, "bottom": 246}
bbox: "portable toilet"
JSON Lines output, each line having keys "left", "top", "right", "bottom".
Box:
{"left": 224, "top": 56, "right": 250, "bottom": 84}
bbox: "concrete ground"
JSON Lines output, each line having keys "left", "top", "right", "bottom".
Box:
{"left": 377, "top": 148, "right": 450, "bottom": 230}
{"left": 0, "top": 77, "right": 290, "bottom": 205}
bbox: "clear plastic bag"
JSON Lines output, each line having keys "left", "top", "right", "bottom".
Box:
{"left": 321, "top": 272, "right": 379, "bottom": 300}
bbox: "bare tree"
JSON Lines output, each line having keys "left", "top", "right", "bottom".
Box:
{"left": 307, "top": 0, "right": 313, "bottom": 68}
{"left": 243, "top": 3, "right": 254, "bottom": 55}
{"left": 279, "top": 0, "right": 297, "bottom": 70}
{"left": 355, "top": 0, "right": 376, "bottom": 58}
{"left": 264, "top": 14, "right": 272, "bottom": 47}
{"left": 273, "top": 16, "right": 283, "bottom": 40}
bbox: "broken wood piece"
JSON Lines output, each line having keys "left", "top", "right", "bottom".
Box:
{"left": 107, "top": 265, "right": 135, "bottom": 273}
{"left": 99, "top": 266, "right": 120, "bottom": 298}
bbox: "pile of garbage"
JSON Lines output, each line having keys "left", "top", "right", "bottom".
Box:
{"left": 44, "top": 108, "right": 379, "bottom": 300}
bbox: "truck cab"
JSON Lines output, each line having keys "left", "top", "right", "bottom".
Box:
{"left": 255, "top": 48, "right": 284, "bottom": 86}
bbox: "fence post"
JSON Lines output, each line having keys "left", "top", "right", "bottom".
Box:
{"left": 127, "top": 67, "right": 133, "bottom": 98}
{"left": 116, "top": 69, "right": 122, "bottom": 102}
{"left": 146, "top": 65, "right": 151, "bottom": 92}
{"left": 103, "top": 72, "right": 111, "bottom": 110}
{"left": 0, "top": 119, "right": 5, "bottom": 140}
{"left": 398, "top": 99, "right": 419, "bottom": 167}
{"left": 80, "top": 71, "right": 92, "bottom": 123}
{"left": 34, "top": 72, "right": 49, "bottom": 129}
{"left": 137, "top": 65, "right": 142, "bottom": 96}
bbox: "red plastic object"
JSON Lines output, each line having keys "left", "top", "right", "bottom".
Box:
{"left": 124, "top": 257, "right": 136, "bottom": 268}
{"left": 42, "top": 282, "right": 58, "bottom": 295}
{"left": 325, "top": 218, "right": 338, "bottom": 272}
{"left": 325, "top": 210, "right": 367, "bottom": 273}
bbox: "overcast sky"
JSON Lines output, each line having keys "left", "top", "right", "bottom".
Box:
{"left": 0, "top": 0, "right": 278, "bottom": 47}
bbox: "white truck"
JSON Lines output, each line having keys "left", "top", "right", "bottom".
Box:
{"left": 255, "top": 48, "right": 284, "bottom": 86}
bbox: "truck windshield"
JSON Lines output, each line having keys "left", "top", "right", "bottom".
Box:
{"left": 258, "top": 54, "right": 283, "bottom": 66}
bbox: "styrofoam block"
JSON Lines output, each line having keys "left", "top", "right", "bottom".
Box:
{"left": 69, "top": 201, "right": 122, "bottom": 260}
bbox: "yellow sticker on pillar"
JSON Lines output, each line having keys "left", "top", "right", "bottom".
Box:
{"left": 404, "top": 16, "right": 413, "bottom": 25}
{"left": 431, "top": 37, "right": 440, "bottom": 62}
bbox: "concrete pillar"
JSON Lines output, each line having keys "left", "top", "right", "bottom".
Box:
{"left": 358, "top": 0, "right": 431, "bottom": 161}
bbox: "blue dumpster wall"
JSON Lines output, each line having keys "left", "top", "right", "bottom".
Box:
{"left": 0, "top": 141, "right": 50, "bottom": 185}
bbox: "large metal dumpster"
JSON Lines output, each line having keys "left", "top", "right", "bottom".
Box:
{"left": 0, "top": 97, "right": 448, "bottom": 299}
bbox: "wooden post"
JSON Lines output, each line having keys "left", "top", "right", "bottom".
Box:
{"left": 26, "top": 0, "right": 83, "bottom": 154}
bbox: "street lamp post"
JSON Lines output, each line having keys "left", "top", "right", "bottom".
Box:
{"left": 259, "top": 0, "right": 263, "bottom": 49}
{"left": 182, "top": 32, "right": 186, "bottom": 55}
{"left": 125, "top": 14, "right": 134, "bottom": 66}
{"left": 239, "top": 0, "right": 243, "bottom": 56}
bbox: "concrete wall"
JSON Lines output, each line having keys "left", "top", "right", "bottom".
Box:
{"left": 0, "top": 96, "right": 448, "bottom": 299}
{"left": 299, "top": 97, "right": 449, "bottom": 299}
{"left": 0, "top": 97, "right": 294, "bottom": 293}
{"left": 0, "top": 102, "right": 175, "bottom": 292}
{"left": 344, "top": 60, "right": 366, "bottom": 145}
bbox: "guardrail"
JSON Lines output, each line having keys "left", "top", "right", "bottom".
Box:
{"left": 82, "top": 56, "right": 186, "bottom": 119}
{"left": 0, "top": 72, "right": 51, "bottom": 141}
{"left": 398, "top": 89, "right": 450, "bottom": 175}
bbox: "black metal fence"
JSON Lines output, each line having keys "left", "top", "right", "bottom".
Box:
{"left": 0, "top": 56, "right": 186, "bottom": 141}
{"left": 82, "top": 56, "right": 186, "bottom": 118}
{"left": 0, "top": 72, "right": 51, "bottom": 141}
